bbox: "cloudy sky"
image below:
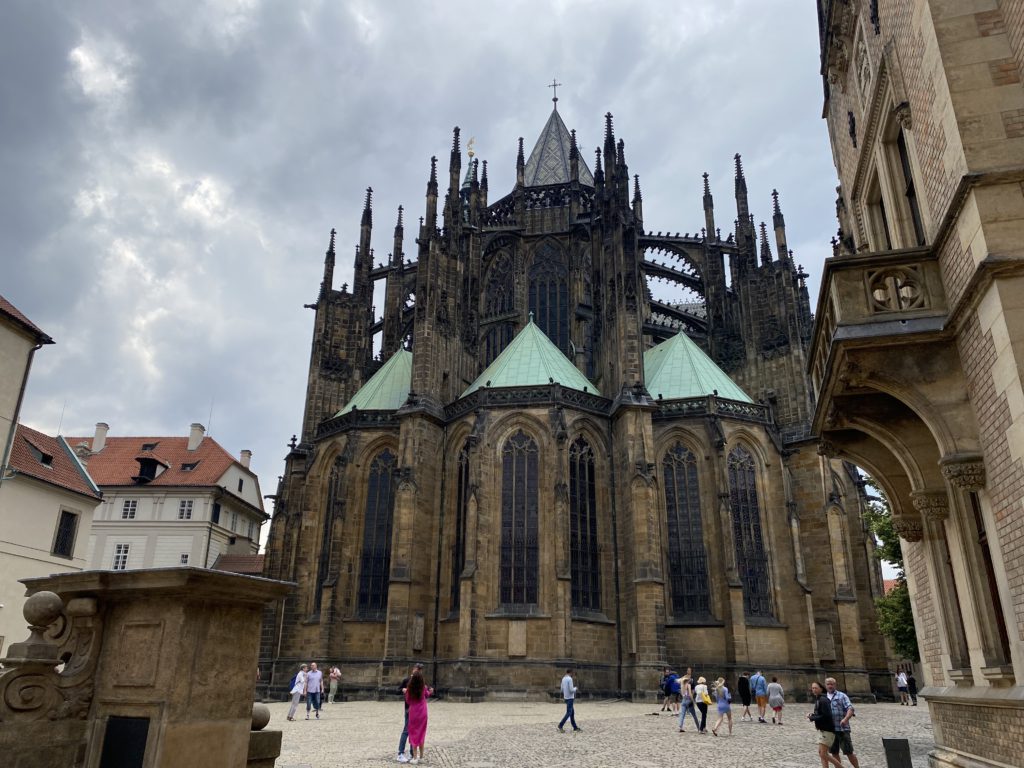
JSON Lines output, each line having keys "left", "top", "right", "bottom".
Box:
{"left": 3, "top": 0, "right": 839, "bottom": 536}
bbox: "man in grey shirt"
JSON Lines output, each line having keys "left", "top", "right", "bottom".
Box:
{"left": 557, "top": 668, "right": 581, "bottom": 732}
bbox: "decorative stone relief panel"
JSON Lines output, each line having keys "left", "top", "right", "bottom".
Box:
{"left": 866, "top": 265, "right": 928, "bottom": 313}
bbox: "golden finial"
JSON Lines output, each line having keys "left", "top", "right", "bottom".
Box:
{"left": 467, "top": 137, "right": 476, "bottom": 158}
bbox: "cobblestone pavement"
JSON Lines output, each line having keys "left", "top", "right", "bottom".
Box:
{"left": 271, "top": 699, "right": 934, "bottom": 768}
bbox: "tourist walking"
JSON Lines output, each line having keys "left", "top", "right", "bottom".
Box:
{"left": 807, "top": 681, "right": 842, "bottom": 768}
{"left": 907, "top": 672, "right": 918, "bottom": 706}
{"left": 693, "top": 676, "right": 710, "bottom": 734}
{"left": 896, "top": 670, "right": 909, "bottom": 705}
{"left": 678, "top": 674, "right": 700, "bottom": 732}
{"left": 557, "top": 668, "right": 582, "bottom": 732}
{"left": 737, "top": 671, "right": 753, "bottom": 721}
{"left": 767, "top": 676, "right": 785, "bottom": 724}
{"left": 304, "top": 662, "right": 324, "bottom": 719}
{"left": 750, "top": 669, "right": 769, "bottom": 722}
{"left": 710, "top": 677, "right": 732, "bottom": 736}
{"left": 405, "top": 668, "right": 433, "bottom": 765}
{"left": 825, "top": 677, "right": 860, "bottom": 768}
{"left": 328, "top": 665, "right": 341, "bottom": 704}
{"left": 396, "top": 662, "right": 425, "bottom": 763}
{"left": 660, "top": 667, "right": 677, "bottom": 712}
{"left": 287, "top": 663, "right": 307, "bottom": 721}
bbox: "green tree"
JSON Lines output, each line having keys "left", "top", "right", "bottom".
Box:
{"left": 874, "top": 578, "right": 920, "bottom": 662}
{"left": 860, "top": 474, "right": 919, "bottom": 661}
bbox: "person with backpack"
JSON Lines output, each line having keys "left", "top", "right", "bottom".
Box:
{"left": 710, "top": 677, "right": 733, "bottom": 736}
{"left": 286, "top": 663, "right": 307, "bottom": 721}
{"left": 750, "top": 669, "right": 769, "bottom": 722}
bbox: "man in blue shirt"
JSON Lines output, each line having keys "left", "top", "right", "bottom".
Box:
{"left": 557, "top": 668, "right": 581, "bottom": 732}
{"left": 825, "top": 677, "right": 859, "bottom": 768}
{"left": 750, "top": 670, "right": 769, "bottom": 722}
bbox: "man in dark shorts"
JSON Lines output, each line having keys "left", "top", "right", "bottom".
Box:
{"left": 737, "top": 672, "right": 753, "bottom": 721}
{"left": 825, "top": 677, "right": 860, "bottom": 768}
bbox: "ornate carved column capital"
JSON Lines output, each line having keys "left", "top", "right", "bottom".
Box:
{"left": 911, "top": 490, "right": 949, "bottom": 522}
{"left": 940, "top": 454, "right": 986, "bottom": 491}
{"left": 892, "top": 514, "right": 924, "bottom": 542}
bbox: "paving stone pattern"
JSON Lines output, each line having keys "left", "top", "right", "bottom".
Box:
{"left": 271, "top": 699, "right": 934, "bottom": 768}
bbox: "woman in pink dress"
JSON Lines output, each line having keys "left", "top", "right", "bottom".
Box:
{"left": 404, "top": 669, "right": 433, "bottom": 764}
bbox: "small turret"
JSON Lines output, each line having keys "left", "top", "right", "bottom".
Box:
{"left": 392, "top": 206, "right": 404, "bottom": 266}
{"left": 734, "top": 153, "right": 749, "bottom": 220}
{"left": 516, "top": 136, "right": 525, "bottom": 187}
{"left": 354, "top": 187, "right": 373, "bottom": 301}
{"left": 424, "top": 156, "right": 438, "bottom": 232}
{"left": 320, "top": 228, "right": 336, "bottom": 300}
{"left": 772, "top": 189, "right": 790, "bottom": 264}
{"left": 760, "top": 221, "right": 773, "bottom": 265}
{"left": 594, "top": 147, "right": 604, "bottom": 186}
{"left": 603, "top": 113, "right": 616, "bottom": 180}
{"left": 632, "top": 174, "right": 643, "bottom": 223}
{"left": 569, "top": 129, "right": 579, "bottom": 182}
{"left": 702, "top": 172, "right": 716, "bottom": 236}
{"left": 480, "top": 159, "right": 489, "bottom": 207}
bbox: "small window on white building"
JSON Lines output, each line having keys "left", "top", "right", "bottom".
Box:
{"left": 121, "top": 499, "right": 138, "bottom": 519}
{"left": 178, "top": 500, "right": 193, "bottom": 520}
{"left": 230, "top": 511, "right": 237, "bottom": 531}
{"left": 248, "top": 521, "right": 256, "bottom": 540}
{"left": 180, "top": 553, "right": 189, "bottom": 565}
{"left": 238, "top": 478, "right": 244, "bottom": 493}
{"left": 112, "top": 544, "right": 130, "bottom": 570}
{"left": 52, "top": 510, "right": 79, "bottom": 558}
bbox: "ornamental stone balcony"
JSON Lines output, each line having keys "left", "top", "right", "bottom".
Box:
{"left": 808, "top": 246, "right": 949, "bottom": 433}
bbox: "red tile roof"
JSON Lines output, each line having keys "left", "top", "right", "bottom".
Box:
{"left": 883, "top": 578, "right": 900, "bottom": 594}
{"left": 212, "top": 553, "right": 265, "bottom": 575}
{"left": 0, "top": 295, "right": 54, "bottom": 344}
{"left": 9, "top": 424, "right": 101, "bottom": 500}
{"left": 67, "top": 434, "right": 246, "bottom": 489}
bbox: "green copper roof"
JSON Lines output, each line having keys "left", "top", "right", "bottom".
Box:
{"left": 337, "top": 349, "right": 412, "bottom": 415}
{"left": 644, "top": 332, "right": 753, "bottom": 403}
{"left": 462, "top": 319, "right": 600, "bottom": 397}
{"left": 524, "top": 108, "right": 594, "bottom": 187}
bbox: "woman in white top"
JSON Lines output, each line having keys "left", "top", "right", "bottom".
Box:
{"left": 287, "top": 663, "right": 307, "bottom": 721}
{"left": 693, "top": 676, "right": 710, "bottom": 734}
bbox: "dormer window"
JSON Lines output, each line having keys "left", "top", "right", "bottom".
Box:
{"left": 181, "top": 461, "right": 200, "bottom": 471}
{"left": 26, "top": 441, "right": 54, "bottom": 467}
{"left": 141, "top": 442, "right": 159, "bottom": 451}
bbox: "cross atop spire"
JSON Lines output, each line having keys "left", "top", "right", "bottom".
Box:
{"left": 548, "top": 78, "right": 562, "bottom": 108}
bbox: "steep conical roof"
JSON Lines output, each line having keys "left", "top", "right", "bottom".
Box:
{"left": 336, "top": 349, "right": 412, "bottom": 415}
{"left": 462, "top": 318, "right": 600, "bottom": 397}
{"left": 644, "top": 332, "right": 753, "bottom": 403}
{"left": 524, "top": 108, "right": 594, "bottom": 187}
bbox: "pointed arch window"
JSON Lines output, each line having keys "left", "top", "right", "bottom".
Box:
{"left": 529, "top": 243, "right": 570, "bottom": 354}
{"left": 358, "top": 449, "right": 396, "bottom": 618}
{"left": 483, "top": 323, "right": 514, "bottom": 367}
{"left": 450, "top": 442, "right": 471, "bottom": 611}
{"left": 500, "top": 430, "right": 539, "bottom": 605}
{"left": 728, "top": 446, "right": 774, "bottom": 618}
{"left": 663, "top": 442, "right": 710, "bottom": 617}
{"left": 569, "top": 437, "right": 601, "bottom": 611}
{"left": 314, "top": 456, "right": 347, "bottom": 614}
{"left": 484, "top": 252, "right": 515, "bottom": 317}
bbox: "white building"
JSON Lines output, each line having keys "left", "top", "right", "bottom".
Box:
{"left": 0, "top": 296, "right": 102, "bottom": 656}
{"left": 69, "top": 422, "right": 267, "bottom": 571}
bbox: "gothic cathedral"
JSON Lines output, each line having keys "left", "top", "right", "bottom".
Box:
{"left": 261, "top": 103, "right": 890, "bottom": 699}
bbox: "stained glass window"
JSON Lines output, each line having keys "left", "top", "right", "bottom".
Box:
{"left": 358, "top": 449, "right": 396, "bottom": 618}
{"left": 451, "top": 443, "right": 470, "bottom": 611}
{"left": 500, "top": 430, "right": 539, "bottom": 605}
{"left": 529, "top": 244, "right": 570, "bottom": 354}
{"left": 663, "top": 442, "right": 710, "bottom": 617}
{"left": 315, "top": 457, "right": 346, "bottom": 613}
{"left": 484, "top": 252, "right": 514, "bottom": 317}
{"left": 569, "top": 438, "right": 601, "bottom": 611}
{"left": 728, "top": 446, "right": 774, "bottom": 618}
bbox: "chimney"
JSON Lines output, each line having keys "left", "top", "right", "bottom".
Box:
{"left": 93, "top": 422, "right": 109, "bottom": 453}
{"left": 187, "top": 423, "right": 205, "bottom": 451}
{"left": 240, "top": 449, "right": 252, "bottom": 469}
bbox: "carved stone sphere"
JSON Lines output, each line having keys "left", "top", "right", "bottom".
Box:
{"left": 23, "top": 591, "right": 63, "bottom": 628}
{"left": 252, "top": 702, "right": 271, "bottom": 731}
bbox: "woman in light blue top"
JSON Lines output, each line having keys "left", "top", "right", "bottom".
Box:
{"left": 711, "top": 677, "right": 733, "bottom": 736}
{"left": 678, "top": 674, "right": 700, "bottom": 732}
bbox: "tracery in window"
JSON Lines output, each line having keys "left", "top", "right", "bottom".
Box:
{"left": 500, "top": 430, "right": 539, "bottom": 605}
{"left": 314, "top": 456, "right": 346, "bottom": 613}
{"left": 529, "top": 243, "right": 570, "bottom": 355}
{"left": 569, "top": 437, "right": 601, "bottom": 611}
{"left": 450, "top": 443, "right": 470, "bottom": 611}
{"left": 357, "top": 449, "right": 396, "bottom": 617}
{"left": 663, "top": 442, "right": 710, "bottom": 617}
{"left": 728, "top": 446, "right": 774, "bottom": 618}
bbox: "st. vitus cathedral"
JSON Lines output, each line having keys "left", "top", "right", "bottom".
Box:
{"left": 260, "top": 101, "right": 890, "bottom": 699}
